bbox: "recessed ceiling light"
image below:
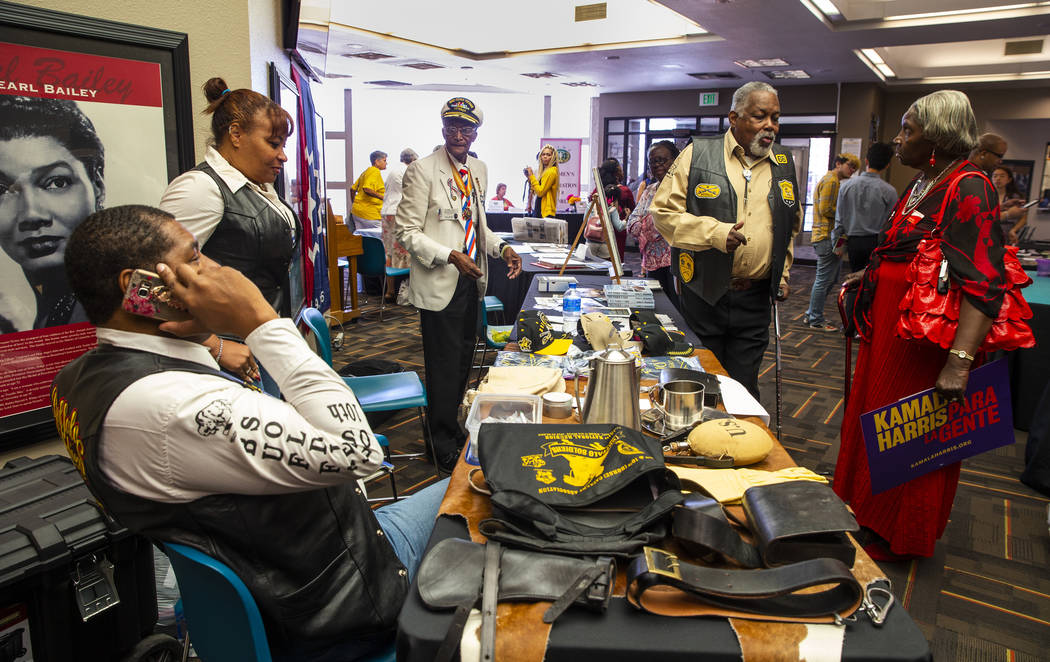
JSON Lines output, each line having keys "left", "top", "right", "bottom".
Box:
{"left": 763, "top": 69, "right": 811, "bottom": 79}
{"left": 808, "top": 0, "right": 840, "bottom": 16}
{"left": 885, "top": 3, "right": 1044, "bottom": 21}
{"left": 875, "top": 63, "right": 896, "bottom": 78}
{"left": 605, "top": 55, "right": 620, "bottom": 60}
{"left": 562, "top": 81, "right": 599, "bottom": 87}
{"left": 662, "top": 63, "right": 684, "bottom": 69}
{"left": 860, "top": 48, "right": 885, "bottom": 65}
{"left": 735, "top": 58, "right": 790, "bottom": 68}
{"left": 521, "top": 72, "right": 561, "bottom": 78}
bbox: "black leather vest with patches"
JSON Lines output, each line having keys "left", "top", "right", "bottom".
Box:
{"left": 671, "top": 136, "right": 798, "bottom": 304}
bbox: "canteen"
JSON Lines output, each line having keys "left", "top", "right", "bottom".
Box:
{"left": 574, "top": 347, "right": 641, "bottom": 428}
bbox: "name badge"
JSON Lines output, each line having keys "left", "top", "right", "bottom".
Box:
{"left": 439, "top": 209, "right": 459, "bottom": 222}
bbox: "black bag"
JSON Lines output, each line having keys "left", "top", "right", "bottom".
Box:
{"left": 338, "top": 359, "right": 405, "bottom": 427}
{"left": 477, "top": 423, "right": 684, "bottom": 556}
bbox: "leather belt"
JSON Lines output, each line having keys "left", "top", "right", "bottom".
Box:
{"left": 671, "top": 495, "right": 762, "bottom": 568}
{"left": 626, "top": 547, "right": 862, "bottom": 622}
{"left": 729, "top": 277, "right": 768, "bottom": 291}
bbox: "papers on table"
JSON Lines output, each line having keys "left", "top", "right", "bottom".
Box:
{"left": 623, "top": 278, "right": 662, "bottom": 290}
{"left": 716, "top": 374, "right": 770, "bottom": 425}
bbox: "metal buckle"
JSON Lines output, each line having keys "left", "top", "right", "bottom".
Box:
{"left": 863, "top": 581, "right": 895, "bottom": 627}
{"left": 71, "top": 554, "right": 121, "bottom": 622}
{"left": 642, "top": 546, "right": 682, "bottom": 580}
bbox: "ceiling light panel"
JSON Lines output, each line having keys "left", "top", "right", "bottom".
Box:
{"left": 804, "top": 0, "right": 1050, "bottom": 24}
{"left": 734, "top": 58, "right": 790, "bottom": 68}
{"left": 329, "top": 0, "right": 706, "bottom": 56}
{"left": 763, "top": 69, "right": 811, "bottom": 79}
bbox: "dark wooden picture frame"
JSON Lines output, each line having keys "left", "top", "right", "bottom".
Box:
{"left": 0, "top": 0, "right": 194, "bottom": 179}
{"left": 0, "top": 1, "right": 194, "bottom": 440}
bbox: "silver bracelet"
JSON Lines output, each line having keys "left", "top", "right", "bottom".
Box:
{"left": 214, "top": 338, "right": 224, "bottom": 363}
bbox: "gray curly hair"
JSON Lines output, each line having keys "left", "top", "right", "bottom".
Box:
{"left": 907, "top": 90, "right": 979, "bottom": 158}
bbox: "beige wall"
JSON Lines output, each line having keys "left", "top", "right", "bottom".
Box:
{"left": 18, "top": 0, "right": 291, "bottom": 164}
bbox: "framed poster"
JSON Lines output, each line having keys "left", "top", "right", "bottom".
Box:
{"left": 1002, "top": 159, "right": 1034, "bottom": 200}
{"left": 0, "top": 1, "right": 193, "bottom": 438}
{"left": 268, "top": 62, "right": 307, "bottom": 320}
{"left": 592, "top": 166, "right": 623, "bottom": 281}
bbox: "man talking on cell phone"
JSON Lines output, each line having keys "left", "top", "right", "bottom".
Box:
{"left": 50, "top": 205, "right": 447, "bottom": 661}
{"left": 652, "top": 82, "right": 802, "bottom": 399}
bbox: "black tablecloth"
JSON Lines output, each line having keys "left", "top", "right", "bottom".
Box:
{"left": 397, "top": 518, "right": 931, "bottom": 662}
{"left": 486, "top": 212, "right": 585, "bottom": 241}
{"left": 1009, "top": 273, "right": 1050, "bottom": 430}
{"left": 485, "top": 250, "right": 627, "bottom": 323}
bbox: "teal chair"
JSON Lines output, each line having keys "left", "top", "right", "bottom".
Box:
{"left": 299, "top": 307, "right": 437, "bottom": 482}
{"left": 469, "top": 303, "right": 512, "bottom": 389}
{"left": 162, "top": 542, "right": 395, "bottom": 662}
{"left": 358, "top": 236, "right": 409, "bottom": 321}
{"left": 483, "top": 295, "right": 505, "bottom": 324}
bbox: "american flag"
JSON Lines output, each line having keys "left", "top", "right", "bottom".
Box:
{"left": 290, "top": 68, "right": 330, "bottom": 312}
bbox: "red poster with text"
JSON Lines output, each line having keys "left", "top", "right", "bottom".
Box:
{"left": 0, "top": 42, "right": 170, "bottom": 423}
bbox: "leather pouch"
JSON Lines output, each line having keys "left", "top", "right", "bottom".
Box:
{"left": 742, "top": 481, "right": 859, "bottom": 567}
{"left": 417, "top": 538, "right": 615, "bottom": 613}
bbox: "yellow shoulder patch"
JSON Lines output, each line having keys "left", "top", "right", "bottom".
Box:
{"left": 679, "top": 252, "right": 695, "bottom": 283}
{"left": 694, "top": 183, "right": 721, "bottom": 199}
{"left": 778, "top": 180, "right": 795, "bottom": 202}
{"left": 774, "top": 153, "right": 788, "bottom": 164}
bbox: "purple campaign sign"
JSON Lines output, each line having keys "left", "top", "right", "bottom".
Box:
{"left": 861, "top": 359, "right": 1013, "bottom": 494}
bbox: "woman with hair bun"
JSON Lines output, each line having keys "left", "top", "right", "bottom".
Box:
{"left": 159, "top": 77, "right": 297, "bottom": 380}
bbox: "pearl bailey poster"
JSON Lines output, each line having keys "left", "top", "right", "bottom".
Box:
{"left": 0, "top": 41, "right": 168, "bottom": 423}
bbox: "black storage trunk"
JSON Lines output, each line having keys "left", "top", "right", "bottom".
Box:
{"left": 0, "top": 455, "right": 156, "bottom": 661}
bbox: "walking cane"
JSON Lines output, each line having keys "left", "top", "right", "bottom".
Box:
{"left": 773, "top": 297, "right": 783, "bottom": 441}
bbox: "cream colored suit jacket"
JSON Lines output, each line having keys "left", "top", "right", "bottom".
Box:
{"left": 395, "top": 150, "right": 502, "bottom": 311}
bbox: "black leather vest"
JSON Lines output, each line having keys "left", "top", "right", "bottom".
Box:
{"left": 51, "top": 344, "right": 407, "bottom": 648}
{"left": 195, "top": 163, "right": 299, "bottom": 317}
{"left": 671, "top": 136, "right": 798, "bottom": 304}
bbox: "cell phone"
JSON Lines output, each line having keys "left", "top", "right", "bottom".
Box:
{"left": 1022, "top": 200, "right": 1039, "bottom": 209}
{"left": 121, "top": 269, "right": 191, "bottom": 321}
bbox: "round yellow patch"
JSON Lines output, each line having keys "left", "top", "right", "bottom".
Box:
{"left": 679, "top": 252, "right": 694, "bottom": 283}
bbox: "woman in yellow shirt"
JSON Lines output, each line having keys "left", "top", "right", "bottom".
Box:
{"left": 524, "top": 144, "right": 559, "bottom": 217}
{"left": 349, "top": 150, "right": 386, "bottom": 231}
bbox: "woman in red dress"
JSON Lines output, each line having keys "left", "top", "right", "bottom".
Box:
{"left": 834, "top": 90, "right": 1034, "bottom": 560}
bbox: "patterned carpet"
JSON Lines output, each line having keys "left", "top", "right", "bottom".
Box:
{"left": 333, "top": 253, "right": 1049, "bottom": 661}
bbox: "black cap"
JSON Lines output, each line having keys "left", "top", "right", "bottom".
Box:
{"left": 516, "top": 310, "right": 573, "bottom": 355}
{"left": 633, "top": 324, "right": 694, "bottom": 356}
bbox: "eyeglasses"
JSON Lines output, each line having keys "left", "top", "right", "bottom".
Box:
{"left": 443, "top": 125, "right": 477, "bottom": 138}
{"left": 985, "top": 149, "right": 1005, "bottom": 159}
{"left": 648, "top": 156, "right": 672, "bottom": 165}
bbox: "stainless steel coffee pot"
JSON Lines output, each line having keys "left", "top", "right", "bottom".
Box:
{"left": 574, "top": 347, "right": 641, "bottom": 428}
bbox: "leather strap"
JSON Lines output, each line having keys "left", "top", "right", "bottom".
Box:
{"left": 481, "top": 541, "right": 501, "bottom": 662}
{"left": 435, "top": 598, "right": 476, "bottom": 662}
{"left": 671, "top": 495, "right": 762, "bottom": 568}
{"left": 627, "top": 547, "right": 862, "bottom": 622}
{"left": 542, "top": 563, "right": 606, "bottom": 624}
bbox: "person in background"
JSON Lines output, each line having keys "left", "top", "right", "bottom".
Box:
{"left": 968, "top": 132, "right": 1007, "bottom": 175}
{"left": 835, "top": 90, "right": 1031, "bottom": 561}
{"left": 395, "top": 97, "right": 521, "bottom": 473}
{"left": 804, "top": 152, "right": 858, "bottom": 331}
{"left": 627, "top": 140, "right": 680, "bottom": 309}
{"left": 652, "top": 81, "right": 800, "bottom": 399}
{"left": 159, "top": 76, "right": 295, "bottom": 381}
{"left": 491, "top": 182, "right": 513, "bottom": 211}
{"left": 525, "top": 144, "right": 560, "bottom": 218}
{"left": 349, "top": 150, "right": 387, "bottom": 233}
{"left": 0, "top": 95, "right": 104, "bottom": 330}
{"left": 834, "top": 142, "right": 898, "bottom": 273}
{"left": 991, "top": 165, "right": 1027, "bottom": 244}
{"left": 596, "top": 157, "right": 634, "bottom": 260}
{"left": 54, "top": 205, "right": 447, "bottom": 661}
{"left": 379, "top": 148, "right": 418, "bottom": 301}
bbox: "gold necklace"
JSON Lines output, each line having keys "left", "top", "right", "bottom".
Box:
{"left": 903, "top": 159, "right": 961, "bottom": 216}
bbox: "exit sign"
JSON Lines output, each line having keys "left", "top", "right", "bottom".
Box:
{"left": 699, "top": 92, "right": 719, "bottom": 107}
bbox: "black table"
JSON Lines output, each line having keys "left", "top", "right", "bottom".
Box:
{"left": 485, "top": 248, "right": 628, "bottom": 323}
{"left": 397, "top": 519, "right": 931, "bottom": 662}
{"left": 512, "top": 274, "right": 699, "bottom": 348}
{"left": 1009, "top": 273, "right": 1050, "bottom": 430}
{"left": 397, "top": 283, "right": 931, "bottom": 662}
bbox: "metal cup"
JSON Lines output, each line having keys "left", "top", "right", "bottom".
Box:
{"left": 648, "top": 380, "right": 705, "bottom": 430}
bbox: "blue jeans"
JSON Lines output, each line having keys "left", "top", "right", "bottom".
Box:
{"left": 805, "top": 238, "right": 841, "bottom": 325}
{"left": 375, "top": 478, "right": 449, "bottom": 582}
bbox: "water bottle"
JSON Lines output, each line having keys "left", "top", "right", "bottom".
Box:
{"left": 562, "top": 283, "right": 581, "bottom": 334}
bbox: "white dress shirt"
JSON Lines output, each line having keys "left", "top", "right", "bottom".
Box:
{"left": 158, "top": 146, "right": 296, "bottom": 245}
{"left": 380, "top": 163, "right": 407, "bottom": 217}
{"left": 97, "top": 319, "right": 383, "bottom": 503}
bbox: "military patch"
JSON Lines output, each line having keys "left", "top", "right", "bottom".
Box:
{"left": 694, "top": 183, "right": 721, "bottom": 199}
{"left": 518, "top": 336, "right": 532, "bottom": 352}
{"left": 679, "top": 252, "right": 694, "bottom": 283}
{"left": 774, "top": 153, "right": 789, "bottom": 164}
{"left": 778, "top": 180, "right": 795, "bottom": 207}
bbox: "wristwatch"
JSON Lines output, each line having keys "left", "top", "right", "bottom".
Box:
{"left": 948, "top": 348, "right": 975, "bottom": 361}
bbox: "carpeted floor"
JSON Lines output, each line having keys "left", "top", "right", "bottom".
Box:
{"left": 333, "top": 253, "right": 1049, "bottom": 662}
